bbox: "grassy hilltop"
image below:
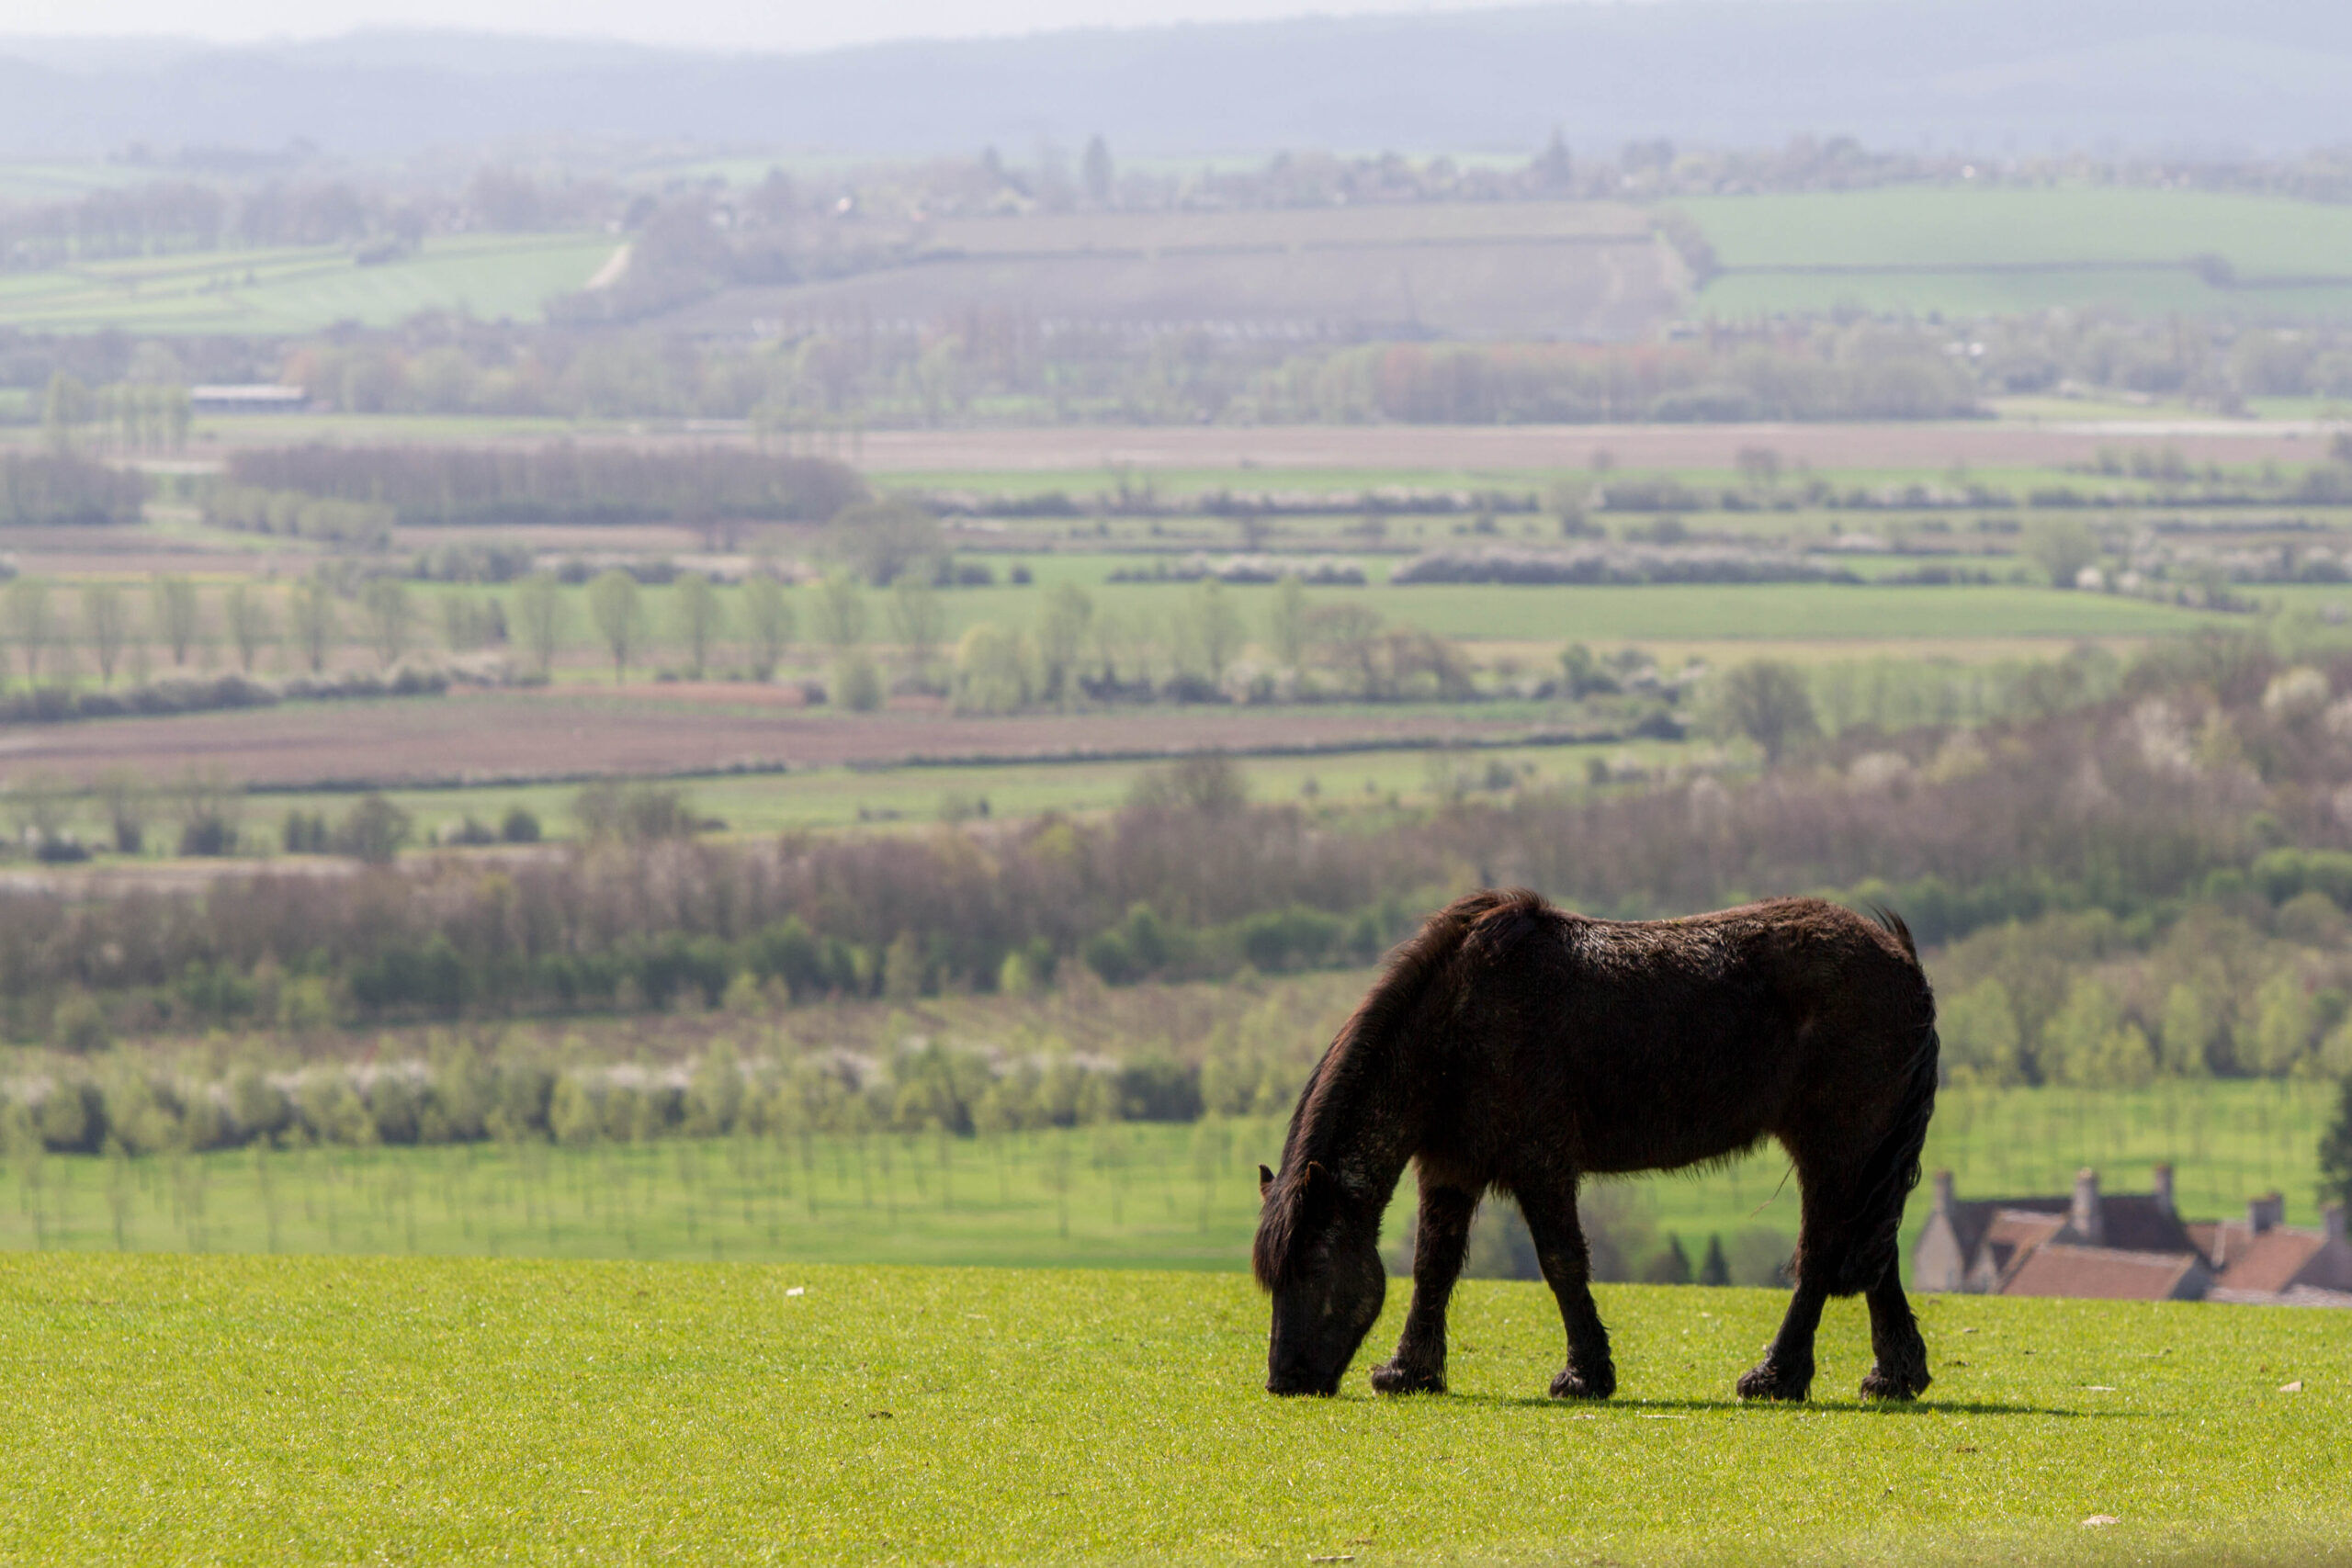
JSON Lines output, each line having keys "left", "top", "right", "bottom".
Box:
{"left": 6, "top": 1252, "right": 2347, "bottom": 1564}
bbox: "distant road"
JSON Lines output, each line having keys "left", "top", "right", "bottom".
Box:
{"left": 858, "top": 420, "right": 2346, "bottom": 474}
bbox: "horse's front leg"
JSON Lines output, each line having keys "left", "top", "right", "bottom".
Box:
{"left": 1515, "top": 1174, "right": 1615, "bottom": 1400}
{"left": 1371, "top": 1180, "right": 1476, "bottom": 1394}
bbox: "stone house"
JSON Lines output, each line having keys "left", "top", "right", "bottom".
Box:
{"left": 1914, "top": 1166, "right": 2352, "bottom": 1305}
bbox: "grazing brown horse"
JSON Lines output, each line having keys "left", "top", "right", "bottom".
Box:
{"left": 1253, "top": 889, "right": 1938, "bottom": 1403}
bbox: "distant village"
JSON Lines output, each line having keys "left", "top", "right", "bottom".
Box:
{"left": 1917, "top": 1168, "right": 2352, "bottom": 1307}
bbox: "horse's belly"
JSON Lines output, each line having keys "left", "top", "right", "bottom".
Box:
{"left": 1539, "top": 1036, "right": 1785, "bottom": 1175}
{"left": 1574, "top": 1118, "right": 1770, "bottom": 1176}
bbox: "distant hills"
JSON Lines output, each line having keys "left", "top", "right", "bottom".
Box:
{"left": 0, "top": 0, "right": 2347, "bottom": 162}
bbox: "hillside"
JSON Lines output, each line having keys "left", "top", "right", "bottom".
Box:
{"left": 2, "top": 0, "right": 2349, "bottom": 158}
{"left": 6, "top": 1253, "right": 2347, "bottom": 1562}
{"left": 663, "top": 201, "right": 1681, "bottom": 342}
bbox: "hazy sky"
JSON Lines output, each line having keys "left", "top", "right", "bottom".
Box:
{"left": 4, "top": 0, "right": 1570, "bottom": 54}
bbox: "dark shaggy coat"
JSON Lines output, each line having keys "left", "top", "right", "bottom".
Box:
{"left": 1253, "top": 890, "right": 1938, "bottom": 1403}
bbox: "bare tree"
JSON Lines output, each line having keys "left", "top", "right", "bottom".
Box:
{"left": 743, "top": 574, "right": 794, "bottom": 680}
{"left": 514, "top": 572, "right": 564, "bottom": 679}
{"left": 3, "top": 578, "right": 55, "bottom": 686}
{"left": 674, "top": 572, "right": 721, "bottom": 679}
{"left": 1036, "top": 581, "right": 1092, "bottom": 703}
{"left": 151, "top": 574, "right": 199, "bottom": 667}
{"left": 1304, "top": 602, "right": 1385, "bottom": 697}
{"left": 81, "top": 582, "right": 130, "bottom": 687}
{"left": 288, "top": 574, "right": 338, "bottom": 674}
{"left": 1266, "top": 574, "right": 1306, "bottom": 670}
{"left": 888, "top": 578, "right": 944, "bottom": 691}
{"left": 224, "top": 583, "right": 273, "bottom": 673}
{"left": 587, "top": 570, "right": 647, "bottom": 682}
{"left": 360, "top": 579, "right": 413, "bottom": 668}
{"left": 812, "top": 572, "right": 866, "bottom": 649}
{"left": 1189, "top": 580, "right": 1245, "bottom": 684}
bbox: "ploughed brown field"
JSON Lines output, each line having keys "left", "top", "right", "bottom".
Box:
{"left": 0, "top": 684, "right": 1570, "bottom": 790}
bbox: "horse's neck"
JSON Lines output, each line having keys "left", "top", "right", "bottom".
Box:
{"left": 1295, "top": 1044, "right": 1416, "bottom": 1209}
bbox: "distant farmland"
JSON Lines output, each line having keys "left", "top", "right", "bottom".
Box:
{"left": 1685, "top": 186, "right": 2352, "bottom": 321}
{"left": 662, "top": 200, "right": 1684, "bottom": 343}
{"left": 0, "top": 231, "right": 618, "bottom": 333}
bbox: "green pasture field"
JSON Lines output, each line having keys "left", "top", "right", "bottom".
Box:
{"left": 252, "top": 737, "right": 1668, "bottom": 840}
{"left": 6, "top": 1252, "right": 2349, "bottom": 1564}
{"left": 6, "top": 568, "right": 2218, "bottom": 683}
{"left": 1681, "top": 186, "right": 2352, "bottom": 320}
{"left": 519, "top": 573, "right": 2213, "bottom": 649}
{"left": 3, "top": 1083, "right": 2327, "bottom": 1277}
{"left": 0, "top": 231, "right": 617, "bottom": 333}
{"left": 0, "top": 159, "right": 150, "bottom": 206}
{"left": 1697, "top": 268, "right": 2352, "bottom": 323}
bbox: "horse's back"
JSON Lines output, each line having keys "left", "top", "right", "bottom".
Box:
{"left": 1455, "top": 896, "right": 1931, "bottom": 1178}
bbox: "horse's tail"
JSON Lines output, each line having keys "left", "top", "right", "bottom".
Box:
{"left": 1835, "top": 986, "right": 1940, "bottom": 1297}
{"left": 1254, "top": 887, "right": 1545, "bottom": 1291}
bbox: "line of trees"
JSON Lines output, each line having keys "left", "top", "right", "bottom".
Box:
{"left": 0, "top": 571, "right": 452, "bottom": 694}
{"left": 222, "top": 444, "right": 865, "bottom": 527}
{"left": 0, "top": 451, "right": 145, "bottom": 525}
{"left": 240, "top": 300, "right": 2352, "bottom": 430}
{"left": 0, "top": 626, "right": 2337, "bottom": 1053}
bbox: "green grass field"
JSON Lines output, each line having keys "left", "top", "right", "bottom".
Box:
{"left": 15, "top": 566, "right": 2217, "bottom": 694}
{"left": 1682, "top": 186, "right": 2352, "bottom": 320}
{"left": 0, "top": 231, "right": 617, "bottom": 333}
{"left": 6, "top": 1251, "right": 2349, "bottom": 1563}
{"left": 541, "top": 574, "right": 2229, "bottom": 653}
{"left": 252, "top": 736, "right": 1664, "bottom": 840}
{"left": 4, "top": 1083, "right": 2327, "bottom": 1279}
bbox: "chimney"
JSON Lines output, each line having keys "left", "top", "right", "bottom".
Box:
{"left": 2247, "top": 1192, "right": 2284, "bottom": 1235}
{"left": 2072, "top": 1168, "right": 2104, "bottom": 1246}
{"left": 1932, "top": 1169, "right": 1955, "bottom": 1215}
{"left": 2326, "top": 1203, "right": 2346, "bottom": 1247}
{"left": 2151, "top": 1163, "right": 2176, "bottom": 1218}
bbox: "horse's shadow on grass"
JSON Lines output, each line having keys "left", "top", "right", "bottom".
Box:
{"left": 1431, "top": 1393, "right": 2123, "bottom": 1419}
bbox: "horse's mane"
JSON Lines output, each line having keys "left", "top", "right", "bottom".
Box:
{"left": 1252, "top": 887, "right": 1549, "bottom": 1292}
{"left": 1863, "top": 902, "right": 1919, "bottom": 964}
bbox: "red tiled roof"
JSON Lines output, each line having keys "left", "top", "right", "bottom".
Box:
{"left": 1977, "top": 1211, "right": 2066, "bottom": 1284}
{"left": 2212, "top": 1229, "right": 2330, "bottom": 1294}
{"left": 2001, "top": 1243, "right": 2203, "bottom": 1301}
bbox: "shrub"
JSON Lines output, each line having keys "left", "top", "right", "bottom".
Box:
{"left": 333, "top": 795, "right": 413, "bottom": 865}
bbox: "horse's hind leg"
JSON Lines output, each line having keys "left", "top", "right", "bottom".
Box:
{"left": 1860, "top": 1264, "right": 1931, "bottom": 1401}
{"left": 1371, "top": 1178, "right": 1476, "bottom": 1395}
{"left": 1514, "top": 1174, "right": 1615, "bottom": 1401}
{"left": 1737, "top": 1149, "right": 1923, "bottom": 1403}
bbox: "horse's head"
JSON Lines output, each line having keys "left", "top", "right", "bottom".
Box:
{"left": 1252, "top": 1159, "right": 1385, "bottom": 1396}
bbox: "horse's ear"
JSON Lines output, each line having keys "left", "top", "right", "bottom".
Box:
{"left": 1304, "top": 1160, "right": 1329, "bottom": 1190}
{"left": 1258, "top": 1164, "right": 1274, "bottom": 1199}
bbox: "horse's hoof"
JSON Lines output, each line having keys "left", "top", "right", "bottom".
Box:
{"left": 1549, "top": 1365, "right": 1615, "bottom": 1401}
{"left": 1860, "top": 1366, "right": 1930, "bottom": 1402}
{"left": 1736, "top": 1361, "right": 1813, "bottom": 1403}
{"left": 1370, "top": 1360, "right": 1445, "bottom": 1395}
